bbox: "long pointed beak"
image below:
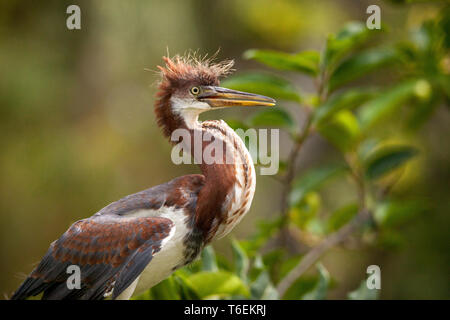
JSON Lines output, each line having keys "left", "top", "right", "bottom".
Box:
{"left": 198, "top": 86, "right": 276, "bottom": 108}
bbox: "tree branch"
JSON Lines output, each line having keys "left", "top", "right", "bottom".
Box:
{"left": 280, "top": 109, "right": 313, "bottom": 223}
{"left": 276, "top": 208, "right": 371, "bottom": 297}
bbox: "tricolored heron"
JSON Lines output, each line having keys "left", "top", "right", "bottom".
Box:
{"left": 12, "top": 55, "right": 276, "bottom": 300}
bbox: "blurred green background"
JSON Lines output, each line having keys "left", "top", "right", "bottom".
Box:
{"left": 0, "top": 0, "right": 448, "bottom": 299}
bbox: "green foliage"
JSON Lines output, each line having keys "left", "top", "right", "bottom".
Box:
{"left": 358, "top": 79, "right": 428, "bottom": 129}
{"left": 326, "top": 203, "right": 359, "bottom": 233}
{"left": 329, "top": 47, "right": 399, "bottom": 91}
{"left": 364, "top": 145, "right": 418, "bottom": 180}
{"left": 374, "top": 199, "right": 428, "bottom": 228}
{"left": 187, "top": 271, "right": 249, "bottom": 299}
{"left": 302, "top": 264, "right": 330, "bottom": 300}
{"left": 289, "top": 164, "right": 348, "bottom": 206}
{"left": 313, "top": 88, "right": 377, "bottom": 125}
{"left": 243, "top": 49, "right": 320, "bottom": 76}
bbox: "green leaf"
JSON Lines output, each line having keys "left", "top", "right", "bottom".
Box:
{"left": 146, "top": 277, "right": 181, "bottom": 300}
{"left": 221, "top": 72, "right": 301, "bottom": 102}
{"left": 364, "top": 145, "right": 418, "bottom": 180}
{"left": 289, "top": 164, "right": 348, "bottom": 206}
{"left": 279, "top": 255, "right": 303, "bottom": 281}
{"left": 231, "top": 239, "right": 249, "bottom": 283}
{"left": 249, "top": 108, "right": 295, "bottom": 130}
{"left": 262, "top": 249, "right": 285, "bottom": 282}
{"left": 326, "top": 203, "right": 359, "bottom": 233}
{"left": 358, "top": 79, "right": 426, "bottom": 129}
{"left": 374, "top": 199, "right": 428, "bottom": 228}
{"left": 318, "top": 110, "right": 361, "bottom": 152}
{"left": 239, "top": 217, "right": 283, "bottom": 256}
{"left": 348, "top": 280, "right": 379, "bottom": 300}
{"left": 324, "top": 21, "right": 382, "bottom": 68}
{"left": 201, "top": 245, "right": 218, "bottom": 272}
{"left": 187, "top": 271, "right": 249, "bottom": 299}
{"left": 290, "top": 191, "right": 321, "bottom": 230}
{"left": 244, "top": 49, "right": 320, "bottom": 75}
{"left": 173, "top": 272, "right": 201, "bottom": 300}
{"left": 302, "top": 263, "right": 330, "bottom": 300}
{"left": 215, "top": 253, "right": 233, "bottom": 272}
{"left": 250, "top": 269, "right": 279, "bottom": 300}
{"left": 282, "top": 275, "right": 318, "bottom": 300}
{"left": 329, "top": 47, "right": 399, "bottom": 91}
{"left": 358, "top": 138, "right": 381, "bottom": 162}
{"left": 313, "top": 88, "right": 377, "bottom": 125}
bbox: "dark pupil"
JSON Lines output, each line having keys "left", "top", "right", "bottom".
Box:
{"left": 192, "top": 87, "right": 198, "bottom": 94}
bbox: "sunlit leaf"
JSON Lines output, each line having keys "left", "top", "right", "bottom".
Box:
{"left": 364, "top": 145, "right": 418, "bottom": 180}
{"left": 318, "top": 110, "right": 361, "bottom": 152}
{"left": 187, "top": 271, "right": 249, "bottom": 299}
{"left": 326, "top": 203, "right": 359, "bottom": 233}
{"left": 249, "top": 108, "right": 295, "bottom": 130}
{"left": 324, "top": 21, "right": 383, "bottom": 68}
{"left": 201, "top": 245, "right": 218, "bottom": 272}
{"left": 221, "top": 72, "right": 301, "bottom": 102}
{"left": 244, "top": 49, "right": 320, "bottom": 75}
{"left": 329, "top": 47, "right": 399, "bottom": 91}
{"left": 173, "top": 273, "right": 201, "bottom": 300}
{"left": 145, "top": 277, "right": 180, "bottom": 300}
{"left": 313, "top": 88, "right": 377, "bottom": 125}
{"left": 290, "top": 191, "right": 321, "bottom": 229}
{"left": 374, "top": 199, "right": 428, "bottom": 228}
{"left": 289, "top": 164, "right": 348, "bottom": 206}
{"left": 358, "top": 79, "right": 426, "bottom": 129}
{"left": 348, "top": 280, "right": 379, "bottom": 300}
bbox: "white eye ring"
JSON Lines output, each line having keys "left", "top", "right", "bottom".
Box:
{"left": 190, "top": 86, "right": 200, "bottom": 95}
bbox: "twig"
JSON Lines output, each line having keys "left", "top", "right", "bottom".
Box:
{"left": 276, "top": 208, "right": 371, "bottom": 297}
{"left": 280, "top": 109, "right": 313, "bottom": 224}
{"left": 277, "top": 150, "right": 371, "bottom": 297}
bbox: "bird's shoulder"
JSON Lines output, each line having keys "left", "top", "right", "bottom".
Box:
{"left": 94, "top": 174, "right": 206, "bottom": 218}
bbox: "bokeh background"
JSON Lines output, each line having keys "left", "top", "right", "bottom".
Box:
{"left": 0, "top": 0, "right": 448, "bottom": 299}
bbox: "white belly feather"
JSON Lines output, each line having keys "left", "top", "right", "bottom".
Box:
{"left": 115, "top": 207, "right": 189, "bottom": 299}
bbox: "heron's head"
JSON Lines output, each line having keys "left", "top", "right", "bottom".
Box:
{"left": 155, "top": 54, "right": 276, "bottom": 137}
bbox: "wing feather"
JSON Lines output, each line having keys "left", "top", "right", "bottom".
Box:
{"left": 12, "top": 215, "right": 173, "bottom": 300}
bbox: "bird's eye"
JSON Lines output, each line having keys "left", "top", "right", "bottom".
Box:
{"left": 190, "top": 86, "right": 200, "bottom": 95}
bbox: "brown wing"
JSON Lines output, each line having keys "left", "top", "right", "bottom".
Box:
{"left": 11, "top": 214, "right": 173, "bottom": 300}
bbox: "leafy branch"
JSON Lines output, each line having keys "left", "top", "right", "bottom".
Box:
{"left": 222, "top": 15, "right": 446, "bottom": 299}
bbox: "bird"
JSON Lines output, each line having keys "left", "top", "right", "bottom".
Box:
{"left": 11, "top": 54, "right": 276, "bottom": 300}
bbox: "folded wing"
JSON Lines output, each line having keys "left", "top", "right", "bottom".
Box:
{"left": 12, "top": 214, "right": 174, "bottom": 300}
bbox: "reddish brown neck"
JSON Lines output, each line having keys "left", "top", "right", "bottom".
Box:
{"left": 182, "top": 125, "right": 237, "bottom": 242}
{"left": 155, "top": 91, "right": 239, "bottom": 242}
